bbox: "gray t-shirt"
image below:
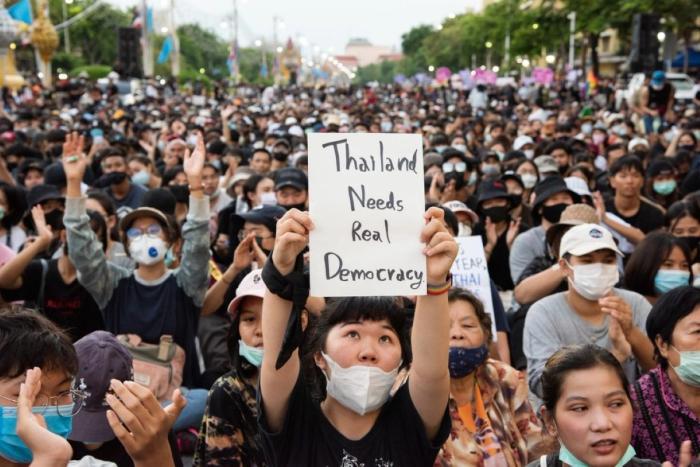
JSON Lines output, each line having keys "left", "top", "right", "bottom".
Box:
{"left": 523, "top": 288, "right": 651, "bottom": 404}
{"left": 509, "top": 225, "right": 546, "bottom": 284}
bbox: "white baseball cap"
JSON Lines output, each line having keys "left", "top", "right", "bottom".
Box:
{"left": 442, "top": 200, "right": 479, "bottom": 224}
{"left": 560, "top": 223, "right": 622, "bottom": 257}
{"left": 513, "top": 135, "right": 534, "bottom": 151}
{"left": 628, "top": 137, "right": 649, "bottom": 152}
{"left": 227, "top": 269, "right": 268, "bottom": 318}
{"left": 564, "top": 176, "right": 592, "bottom": 198}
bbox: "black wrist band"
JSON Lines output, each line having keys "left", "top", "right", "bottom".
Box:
{"left": 262, "top": 253, "right": 310, "bottom": 369}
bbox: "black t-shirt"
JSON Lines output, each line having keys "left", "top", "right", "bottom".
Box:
{"left": 258, "top": 376, "right": 450, "bottom": 467}
{"left": 605, "top": 198, "right": 665, "bottom": 234}
{"left": 0, "top": 259, "right": 103, "bottom": 341}
{"left": 473, "top": 221, "right": 529, "bottom": 291}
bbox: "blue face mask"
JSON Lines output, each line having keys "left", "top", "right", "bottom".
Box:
{"left": 559, "top": 442, "right": 636, "bottom": 467}
{"left": 448, "top": 345, "right": 489, "bottom": 378}
{"left": 672, "top": 346, "right": 700, "bottom": 388}
{"left": 131, "top": 170, "right": 150, "bottom": 187}
{"left": 0, "top": 404, "right": 74, "bottom": 463}
{"left": 653, "top": 179, "right": 677, "bottom": 196}
{"left": 238, "top": 340, "right": 264, "bottom": 367}
{"left": 164, "top": 247, "right": 176, "bottom": 268}
{"left": 654, "top": 269, "right": 691, "bottom": 294}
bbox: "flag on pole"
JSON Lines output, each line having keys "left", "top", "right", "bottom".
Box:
{"left": 8, "top": 0, "right": 33, "bottom": 25}
{"left": 260, "top": 62, "right": 268, "bottom": 78}
{"left": 157, "top": 35, "right": 173, "bottom": 64}
{"left": 146, "top": 7, "right": 154, "bottom": 32}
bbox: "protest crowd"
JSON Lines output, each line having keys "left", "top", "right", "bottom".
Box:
{"left": 0, "top": 69, "right": 699, "bottom": 467}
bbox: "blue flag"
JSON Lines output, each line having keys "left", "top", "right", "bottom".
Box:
{"left": 8, "top": 0, "right": 33, "bottom": 24}
{"left": 157, "top": 36, "right": 173, "bottom": 64}
{"left": 146, "top": 7, "right": 154, "bottom": 32}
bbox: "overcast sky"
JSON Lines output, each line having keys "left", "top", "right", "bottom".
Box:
{"left": 106, "top": 0, "right": 483, "bottom": 55}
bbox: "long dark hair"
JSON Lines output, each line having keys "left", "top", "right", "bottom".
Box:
{"left": 0, "top": 182, "right": 27, "bottom": 230}
{"left": 623, "top": 232, "right": 693, "bottom": 296}
{"left": 302, "top": 297, "right": 411, "bottom": 402}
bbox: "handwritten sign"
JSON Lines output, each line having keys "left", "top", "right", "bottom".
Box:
{"left": 450, "top": 236, "right": 497, "bottom": 339}
{"left": 308, "top": 133, "right": 426, "bottom": 297}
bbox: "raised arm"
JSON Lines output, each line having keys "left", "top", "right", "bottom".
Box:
{"left": 175, "top": 133, "right": 212, "bottom": 307}
{"left": 409, "top": 207, "right": 458, "bottom": 440}
{"left": 63, "top": 132, "right": 128, "bottom": 308}
{"left": 0, "top": 207, "right": 53, "bottom": 289}
{"left": 201, "top": 234, "right": 256, "bottom": 315}
{"left": 260, "top": 209, "right": 312, "bottom": 432}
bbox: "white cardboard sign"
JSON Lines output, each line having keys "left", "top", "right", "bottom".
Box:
{"left": 450, "top": 236, "right": 497, "bottom": 339}
{"left": 308, "top": 133, "right": 426, "bottom": 297}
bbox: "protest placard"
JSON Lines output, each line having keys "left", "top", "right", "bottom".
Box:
{"left": 450, "top": 236, "right": 497, "bottom": 339}
{"left": 308, "top": 133, "right": 426, "bottom": 297}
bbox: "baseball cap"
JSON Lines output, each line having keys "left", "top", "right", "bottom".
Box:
{"left": 119, "top": 207, "right": 172, "bottom": 240}
{"left": 68, "top": 331, "right": 133, "bottom": 443}
{"left": 534, "top": 155, "right": 559, "bottom": 175}
{"left": 232, "top": 205, "right": 287, "bottom": 236}
{"left": 532, "top": 176, "right": 580, "bottom": 212}
{"left": 513, "top": 135, "right": 534, "bottom": 151}
{"left": 628, "top": 137, "right": 649, "bottom": 152}
{"left": 442, "top": 200, "right": 478, "bottom": 224}
{"left": 560, "top": 223, "right": 622, "bottom": 257}
{"left": 564, "top": 176, "right": 592, "bottom": 199}
{"left": 423, "top": 152, "right": 443, "bottom": 169}
{"left": 274, "top": 167, "right": 308, "bottom": 191}
{"left": 227, "top": 268, "right": 268, "bottom": 318}
{"left": 651, "top": 70, "right": 665, "bottom": 86}
{"left": 477, "top": 179, "right": 514, "bottom": 205}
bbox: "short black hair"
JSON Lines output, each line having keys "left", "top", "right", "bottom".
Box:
{"left": 544, "top": 141, "right": 571, "bottom": 156}
{"left": 623, "top": 232, "right": 693, "bottom": 297}
{"left": 0, "top": 307, "right": 78, "bottom": 379}
{"left": 252, "top": 148, "right": 272, "bottom": 160}
{"left": 303, "top": 297, "right": 410, "bottom": 402}
{"left": 646, "top": 287, "right": 700, "bottom": 369}
{"left": 609, "top": 155, "right": 644, "bottom": 177}
{"left": 0, "top": 182, "right": 27, "bottom": 229}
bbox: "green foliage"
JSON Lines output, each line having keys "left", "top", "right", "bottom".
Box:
{"left": 53, "top": 51, "right": 85, "bottom": 72}
{"left": 69, "top": 64, "right": 112, "bottom": 79}
{"left": 176, "top": 24, "right": 230, "bottom": 78}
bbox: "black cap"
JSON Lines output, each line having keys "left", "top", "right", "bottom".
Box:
{"left": 26, "top": 184, "right": 64, "bottom": 207}
{"left": 43, "top": 162, "right": 67, "bottom": 188}
{"left": 532, "top": 176, "right": 580, "bottom": 212}
{"left": 233, "top": 205, "right": 287, "bottom": 236}
{"left": 275, "top": 167, "right": 308, "bottom": 191}
{"left": 141, "top": 188, "right": 176, "bottom": 216}
{"left": 207, "top": 140, "right": 227, "bottom": 156}
{"left": 500, "top": 171, "right": 524, "bottom": 190}
{"left": 646, "top": 158, "right": 675, "bottom": 178}
{"left": 477, "top": 179, "right": 515, "bottom": 206}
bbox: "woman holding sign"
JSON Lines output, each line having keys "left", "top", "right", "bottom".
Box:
{"left": 258, "top": 207, "right": 457, "bottom": 466}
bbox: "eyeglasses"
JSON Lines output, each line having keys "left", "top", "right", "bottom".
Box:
{"left": 237, "top": 229, "right": 273, "bottom": 242}
{"left": 0, "top": 387, "right": 88, "bottom": 418}
{"left": 442, "top": 162, "right": 467, "bottom": 173}
{"left": 126, "top": 223, "right": 162, "bottom": 239}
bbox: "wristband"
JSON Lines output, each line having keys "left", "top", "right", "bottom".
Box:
{"left": 261, "top": 253, "right": 310, "bottom": 369}
{"left": 188, "top": 184, "right": 204, "bottom": 192}
{"left": 426, "top": 274, "right": 452, "bottom": 296}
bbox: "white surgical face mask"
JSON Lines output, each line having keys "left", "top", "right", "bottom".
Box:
{"left": 453, "top": 144, "right": 467, "bottom": 153}
{"left": 523, "top": 149, "right": 535, "bottom": 160}
{"left": 520, "top": 173, "right": 538, "bottom": 189}
{"left": 566, "top": 262, "right": 619, "bottom": 300}
{"left": 260, "top": 191, "right": 277, "bottom": 206}
{"left": 321, "top": 352, "right": 399, "bottom": 415}
{"left": 458, "top": 223, "right": 472, "bottom": 237}
{"left": 129, "top": 236, "right": 168, "bottom": 266}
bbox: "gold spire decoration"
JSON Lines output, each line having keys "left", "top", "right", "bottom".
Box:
{"left": 30, "top": 0, "right": 58, "bottom": 63}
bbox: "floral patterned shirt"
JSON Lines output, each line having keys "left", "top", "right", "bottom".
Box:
{"left": 194, "top": 369, "right": 266, "bottom": 466}
{"left": 435, "top": 359, "right": 555, "bottom": 467}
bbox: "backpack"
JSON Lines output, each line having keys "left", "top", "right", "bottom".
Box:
{"left": 117, "top": 334, "right": 185, "bottom": 402}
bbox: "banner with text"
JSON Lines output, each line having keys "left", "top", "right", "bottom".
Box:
{"left": 450, "top": 236, "right": 497, "bottom": 339}
{"left": 308, "top": 133, "right": 426, "bottom": 296}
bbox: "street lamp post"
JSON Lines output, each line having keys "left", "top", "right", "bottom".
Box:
{"left": 62, "top": 0, "right": 72, "bottom": 54}
{"left": 567, "top": 11, "right": 576, "bottom": 69}
{"left": 485, "top": 41, "right": 493, "bottom": 70}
